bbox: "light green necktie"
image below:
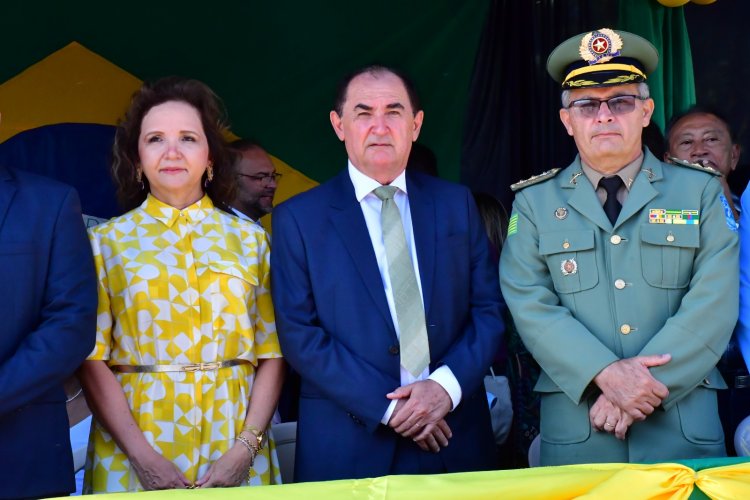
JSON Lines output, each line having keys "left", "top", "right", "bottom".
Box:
{"left": 373, "top": 185, "right": 430, "bottom": 377}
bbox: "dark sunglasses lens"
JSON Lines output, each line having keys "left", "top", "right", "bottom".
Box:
{"left": 608, "top": 96, "right": 636, "bottom": 115}
{"left": 572, "top": 100, "right": 600, "bottom": 117}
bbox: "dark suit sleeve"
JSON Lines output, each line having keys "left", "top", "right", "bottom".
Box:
{"left": 0, "top": 187, "right": 97, "bottom": 416}
{"left": 434, "top": 188, "right": 505, "bottom": 397}
{"left": 271, "top": 202, "right": 400, "bottom": 432}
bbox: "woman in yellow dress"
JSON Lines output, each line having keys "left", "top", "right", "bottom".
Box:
{"left": 79, "top": 77, "right": 284, "bottom": 492}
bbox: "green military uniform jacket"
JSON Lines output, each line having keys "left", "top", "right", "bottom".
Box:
{"left": 500, "top": 149, "right": 739, "bottom": 465}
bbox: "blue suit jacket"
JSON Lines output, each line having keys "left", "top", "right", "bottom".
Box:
{"left": 271, "top": 169, "right": 504, "bottom": 481}
{"left": 0, "top": 166, "right": 97, "bottom": 498}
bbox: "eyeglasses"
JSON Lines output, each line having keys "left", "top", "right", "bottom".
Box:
{"left": 566, "top": 95, "right": 647, "bottom": 118}
{"left": 237, "top": 172, "right": 282, "bottom": 184}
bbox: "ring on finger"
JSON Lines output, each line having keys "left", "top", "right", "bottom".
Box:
{"left": 604, "top": 422, "right": 615, "bottom": 429}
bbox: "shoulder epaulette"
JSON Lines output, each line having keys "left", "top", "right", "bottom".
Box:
{"left": 510, "top": 168, "right": 562, "bottom": 192}
{"left": 666, "top": 156, "right": 721, "bottom": 177}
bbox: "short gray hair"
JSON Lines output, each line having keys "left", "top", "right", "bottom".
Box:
{"left": 561, "top": 82, "right": 650, "bottom": 108}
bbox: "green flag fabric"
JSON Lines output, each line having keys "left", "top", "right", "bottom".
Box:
{"left": 618, "top": 0, "right": 696, "bottom": 132}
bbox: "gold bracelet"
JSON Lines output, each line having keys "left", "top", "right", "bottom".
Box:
{"left": 241, "top": 424, "right": 266, "bottom": 450}
{"left": 235, "top": 434, "right": 258, "bottom": 463}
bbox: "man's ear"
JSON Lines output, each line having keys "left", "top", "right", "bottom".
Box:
{"left": 640, "top": 98, "right": 655, "bottom": 127}
{"left": 330, "top": 110, "right": 345, "bottom": 141}
{"left": 559, "top": 108, "right": 574, "bottom": 137}
{"left": 731, "top": 144, "right": 741, "bottom": 171}
{"left": 412, "top": 110, "right": 424, "bottom": 141}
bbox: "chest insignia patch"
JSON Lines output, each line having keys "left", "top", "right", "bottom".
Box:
{"left": 648, "top": 208, "right": 699, "bottom": 225}
{"left": 561, "top": 258, "right": 578, "bottom": 276}
{"left": 555, "top": 207, "right": 568, "bottom": 220}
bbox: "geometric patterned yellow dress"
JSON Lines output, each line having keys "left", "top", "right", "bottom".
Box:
{"left": 83, "top": 194, "right": 282, "bottom": 493}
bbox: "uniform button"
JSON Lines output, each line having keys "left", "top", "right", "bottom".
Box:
{"left": 610, "top": 235, "right": 622, "bottom": 245}
{"left": 620, "top": 324, "right": 632, "bottom": 335}
{"left": 703, "top": 378, "right": 710, "bottom": 386}
{"left": 388, "top": 345, "right": 400, "bottom": 355}
{"left": 614, "top": 279, "right": 626, "bottom": 290}
{"left": 562, "top": 241, "right": 570, "bottom": 249}
{"left": 666, "top": 234, "right": 675, "bottom": 243}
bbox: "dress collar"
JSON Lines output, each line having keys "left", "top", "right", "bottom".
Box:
{"left": 141, "top": 193, "right": 214, "bottom": 227}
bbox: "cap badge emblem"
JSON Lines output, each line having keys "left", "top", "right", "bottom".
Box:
{"left": 579, "top": 29, "right": 623, "bottom": 65}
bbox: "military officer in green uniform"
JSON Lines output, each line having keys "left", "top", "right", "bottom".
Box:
{"left": 500, "top": 28, "right": 739, "bottom": 465}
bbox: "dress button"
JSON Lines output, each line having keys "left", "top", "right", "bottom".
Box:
{"left": 620, "top": 324, "right": 632, "bottom": 335}
{"left": 388, "top": 345, "right": 400, "bottom": 355}
{"left": 610, "top": 235, "right": 622, "bottom": 245}
{"left": 614, "top": 279, "right": 626, "bottom": 290}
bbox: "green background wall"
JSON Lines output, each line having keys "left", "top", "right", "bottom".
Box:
{"left": 0, "top": 1, "right": 489, "bottom": 182}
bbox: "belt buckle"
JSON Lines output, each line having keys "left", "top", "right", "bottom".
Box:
{"left": 188, "top": 361, "right": 221, "bottom": 372}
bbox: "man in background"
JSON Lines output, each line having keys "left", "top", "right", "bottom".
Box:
{"left": 229, "top": 139, "right": 280, "bottom": 223}
{"left": 665, "top": 106, "right": 741, "bottom": 218}
{"left": 666, "top": 106, "right": 748, "bottom": 455}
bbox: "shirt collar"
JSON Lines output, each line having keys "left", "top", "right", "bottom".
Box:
{"left": 230, "top": 206, "right": 257, "bottom": 223}
{"left": 347, "top": 160, "right": 408, "bottom": 202}
{"left": 141, "top": 193, "right": 214, "bottom": 227}
{"left": 581, "top": 152, "right": 644, "bottom": 191}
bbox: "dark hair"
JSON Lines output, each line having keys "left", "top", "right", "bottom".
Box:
{"left": 472, "top": 192, "right": 509, "bottom": 253}
{"left": 332, "top": 65, "right": 422, "bottom": 117}
{"left": 229, "top": 137, "right": 264, "bottom": 153}
{"left": 112, "top": 76, "right": 236, "bottom": 211}
{"left": 406, "top": 142, "right": 438, "bottom": 176}
{"left": 664, "top": 105, "right": 738, "bottom": 150}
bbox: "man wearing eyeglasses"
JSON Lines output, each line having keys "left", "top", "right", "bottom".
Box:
{"left": 229, "top": 139, "right": 281, "bottom": 224}
{"left": 500, "top": 29, "right": 738, "bottom": 465}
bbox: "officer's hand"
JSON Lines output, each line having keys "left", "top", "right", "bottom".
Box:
{"left": 589, "top": 394, "right": 634, "bottom": 440}
{"left": 594, "top": 354, "right": 671, "bottom": 421}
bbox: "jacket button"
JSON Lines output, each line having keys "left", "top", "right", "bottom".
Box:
{"left": 620, "top": 324, "right": 632, "bottom": 335}
{"left": 388, "top": 345, "right": 400, "bottom": 355}
{"left": 614, "top": 279, "right": 626, "bottom": 290}
{"left": 610, "top": 234, "right": 622, "bottom": 245}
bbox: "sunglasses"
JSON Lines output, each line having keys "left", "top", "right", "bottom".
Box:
{"left": 566, "top": 95, "right": 647, "bottom": 118}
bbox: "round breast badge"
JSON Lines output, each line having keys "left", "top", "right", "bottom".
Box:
{"left": 561, "top": 258, "right": 578, "bottom": 276}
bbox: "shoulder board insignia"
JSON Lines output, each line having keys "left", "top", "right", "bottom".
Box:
{"left": 666, "top": 156, "right": 721, "bottom": 177}
{"left": 510, "top": 168, "right": 562, "bottom": 192}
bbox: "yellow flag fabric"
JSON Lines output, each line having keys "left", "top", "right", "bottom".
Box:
{"left": 53, "top": 460, "right": 750, "bottom": 499}
{"left": 0, "top": 41, "right": 317, "bottom": 229}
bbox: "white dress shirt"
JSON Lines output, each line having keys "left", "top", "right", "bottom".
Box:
{"left": 347, "top": 162, "right": 462, "bottom": 424}
{"left": 230, "top": 206, "right": 263, "bottom": 226}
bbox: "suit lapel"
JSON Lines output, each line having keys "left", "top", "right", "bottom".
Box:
{"left": 329, "top": 171, "right": 394, "bottom": 330}
{"left": 0, "top": 166, "right": 17, "bottom": 231}
{"left": 406, "top": 173, "right": 435, "bottom": 318}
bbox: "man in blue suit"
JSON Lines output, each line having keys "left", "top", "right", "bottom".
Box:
{"left": 271, "top": 65, "right": 504, "bottom": 481}
{"left": 0, "top": 153, "right": 97, "bottom": 496}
